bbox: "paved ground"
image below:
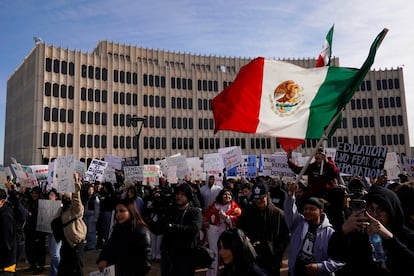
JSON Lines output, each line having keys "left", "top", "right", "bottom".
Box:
{"left": 17, "top": 248, "right": 288, "bottom": 275}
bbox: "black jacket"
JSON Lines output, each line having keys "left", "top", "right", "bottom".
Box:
{"left": 328, "top": 186, "right": 414, "bottom": 275}
{"left": 97, "top": 221, "right": 152, "bottom": 276}
{"left": 238, "top": 202, "right": 289, "bottom": 275}
{"left": 150, "top": 204, "right": 202, "bottom": 255}
{"left": 0, "top": 203, "right": 16, "bottom": 269}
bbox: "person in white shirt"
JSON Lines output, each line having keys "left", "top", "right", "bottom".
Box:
{"left": 200, "top": 175, "right": 223, "bottom": 212}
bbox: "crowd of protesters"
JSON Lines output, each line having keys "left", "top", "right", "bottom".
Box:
{"left": 1, "top": 149, "right": 414, "bottom": 275}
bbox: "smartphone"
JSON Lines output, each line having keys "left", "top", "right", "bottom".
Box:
{"left": 350, "top": 199, "right": 366, "bottom": 213}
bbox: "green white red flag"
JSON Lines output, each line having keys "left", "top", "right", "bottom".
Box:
{"left": 278, "top": 25, "right": 335, "bottom": 150}
{"left": 316, "top": 25, "right": 334, "bottom": 67}
{"left": 212, "top": 29, "right": 387, "bottom": 150}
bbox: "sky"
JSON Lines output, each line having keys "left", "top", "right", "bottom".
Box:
{"left": 0, "top": 0, "right": 413, "bottom": 165}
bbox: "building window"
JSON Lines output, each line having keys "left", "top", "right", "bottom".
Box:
{"left": 51, "top": 133, "right": 58, "bottom": 147}
{"left": 45, "top": 82, "right": 51, "bottom": 96}
{"left": 69, "top": 62, "right": 75, "bottom": 76}
{"left": 52, "top": 108, "right": 58, "bottom": 122}
{"left": 53, "top": 84, "right": 59, "bottom": 97}
{"left": 102, "top": 68, "right": 108, "bottom": 81}
{"left": 67, "top": 134, "right": 73, "bottom": 147}
{"left": 80, "top": 134, "right": 86, "bottom": 148}
{"left": 68, "top": 86, "right": 74, "bottom": 99}
{"left": 60, "top": 109, "right": 66, "bottom": 122}
{"left": 43, "top": 132, "right": 50, "bottom": 147}
{"left": 46, "top": 58, "right": 52, "bottom": 72}
{"left": 44, "top": 107, "right": 50, "bottom": 121}
{"left": 61, "top": 61, "right": 67, "bottom": 75}
{"left": 87, "top": 135, "right": 93, "bottom": 148}
{"left": 53, "top": 59, "right": 60, "bottom": 73}
{"left": 59, "top": 133, "right": 66, "bottom": 147}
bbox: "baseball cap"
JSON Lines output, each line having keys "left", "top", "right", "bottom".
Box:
{"left": 252, "top": 183, "right": 268, "bottom": 199}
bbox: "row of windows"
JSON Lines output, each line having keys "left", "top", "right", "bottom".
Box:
{"left": 43, "top": 132, "right": 73, "bottom": 147}
{"left": 379, "top": 115, "right": 404, "bottom": 127}
{"left": 144, "top": 137, "right": 167, "bottom": 149}
{"left": 44, "top": 108, "right": 74, "bottom": 123}
{"left": 171, "top": 77, "right": 192, "bottom": 90}
{"left": 352, "top": 117, "right": 375, "bottom": 128}
{"left": 197, "top": 80, "right": 219, "bottom": 92}
{"left": 81, "top": 111, "right": 107, "bottom": 125}
{"left": 199, "top": 118, "right": 214, "bottom": 130}
{"left": 378, "top": 97, "right": 402, "bottom": 108}
{"left": 113, "top": 114, "right": 140, "bottom": 127}
{"left": 113, "top": 91, "right": 138, "bottom": 106}
{"left": 45, "top": 83, "right": 74, "bottom": 99}
{"left": 376, "top": 79, "right": 400, "bottom": 90}
{"left": 171, "top": 117, "right": 194, "bottom": 129}
{"left": 113, "top": 70, "right": 138, "bottom": 84}
{"left": 350, "top": 134, "right": 405, "bottom": 146}
{"left": 356, "top": 78, "right": 400, "bottom": 92}
{"left": 113, "top": 136, "right": 136, "bottom": 149}
{"left": 198, "top": 99, "right": 212, "bottom": 111}
{"left": 81, "top": 65, "right": 108, "bottom": 81}
{"left": 171, "top": 97, "right": 192, "bottom": 109}
{"left": 81, "top": 88, "right": 108, "bottom": 103}
{"left": 45, "top": 58, "right": 75, "bottom": 76}
{"left": 143, "top": 95, "right": 166, "bottom": 108}
{"left": 327, "top": 136, "right": 350, "bottom": 148}
{"left": 80, "top": 134, "right": 108, "bottom": 148}
{"left": 350, "top": 99, "right": 373, "bottom": 110}
{"left": 143, "top": 74, "right": 166, "bottom": 88}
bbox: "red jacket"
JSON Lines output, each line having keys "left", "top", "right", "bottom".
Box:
{"left": 203, "top": 201, "right": 241, "bottom": 228}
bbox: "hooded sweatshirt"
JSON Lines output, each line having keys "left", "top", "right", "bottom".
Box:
{"left": 329, "top": 186, "right": 414, "bottom": 275}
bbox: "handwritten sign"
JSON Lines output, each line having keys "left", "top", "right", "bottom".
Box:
{"left": 335, "top": 142, "right": 387, "bottom": 179}
{"left": 124, "top": 166, "right": 143, "bottom": 182}
{"left": 37, "top": 199, "right": 62, "bottom": 233}
{"left": 143, "top": 165, "right": 161, "bottom": 186}
{"left": 166, "top": 155, "right": 189, "bottom": 179}
{"left": 203, "top": 153, "right": 225, "bottom": 172}
{"left": 261, "top": 154, "right": 296, "bottom": 178}
{"left": 53, "top": 155, "right": 76, "bottom": 192}
{"left": 85, "top": 159, "right": 108, "bottom": 182}
{"left": 218, "top": 146, "right": 243, "bottom": 170}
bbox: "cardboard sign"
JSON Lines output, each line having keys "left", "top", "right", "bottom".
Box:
{"left": 85, "top": 159, "right": 108, "bottom": 183}
{"left": 335, "top": 142, "right": 387, "bottom": 179}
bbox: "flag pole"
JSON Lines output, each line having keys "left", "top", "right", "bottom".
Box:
{"left": 294, "top": 107, "right": 344, "bottom": 185}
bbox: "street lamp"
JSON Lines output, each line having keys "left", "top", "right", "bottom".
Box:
{"left": 37, "top": 147, "right": 47, "bottom": 164}
{"left": 128, "top": 116, "right": 147, "bottom": 166}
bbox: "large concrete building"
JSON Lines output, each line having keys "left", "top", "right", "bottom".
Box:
{"left": 4, "top": 41, "right": 411, "bottom": 167}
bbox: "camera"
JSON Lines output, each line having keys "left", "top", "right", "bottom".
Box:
{"left": 350, "top": 199, "right": 366, "bottom": 213}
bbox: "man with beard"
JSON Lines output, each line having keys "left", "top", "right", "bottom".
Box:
{"left": 57, "top": 173, "right": 87, "bottom": 276}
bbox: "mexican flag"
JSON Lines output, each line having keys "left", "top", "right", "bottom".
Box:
{"left": 278, "top": 25, "right": 335, "bottom": 151}
{"left": 212, "top": 29, "right": 388, "bottom": 146}
{"left": 316, "top": 25, "right": 334, "bottom": 67}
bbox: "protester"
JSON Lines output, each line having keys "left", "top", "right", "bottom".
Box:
{"left": 97, "top": 198, "right": 152, "bottom": 275}
{"left": 284, "top": 182, "right": 344, "bottom": 276}
{"left": 328, "top": 186, "right": 414, "bottom": 275}
{"left": 149, "top": 182, "right": 203, "bottom": 276}
{"left": 238, "top": 183, "right": 253, "bottom": 211}
{"left": 396, "top": 181, "right": 414, "bottom": 231}
{"left": 0, "top": 188, "right": 17, "bottom": 275}
{"left": 127, "top": 184, "right": 145, "bottom": 215}
{"left": 96, "top": 182, "right": 117, "bottom": 249}
{"left": 82, "top": 184, "right": 100, "bottom": 251}
{"left": 57, "top": 173, "right": 87, "bottom": 276}
{"left": 238, "top": 183, "right": 290, "bottom": 276}
{"left": 203, "top": 188, "right": 242, "bottom": 276}
{"left": 200, "top": 175, "right": 223, "bottom": 211}
{"left": 23, "top": 186, "right": 47, "bottom": 274}
{"left": 217, "top": 228, "right": 268, "bottom": 276}
{"left": 287, "top": 148, "right": 339, "bottom": 199}
{"left": 324, "top": 185, "right": 352, "bottom": 232}
{"left": 47, "top": 188, "right": 62, "bottom": 276}
{"left": 268, "top": 177, "right": 287, "bottom": 210}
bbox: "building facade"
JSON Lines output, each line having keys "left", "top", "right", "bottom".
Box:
{"left": 4, "top": 41, "right": 411, "bottom": 167}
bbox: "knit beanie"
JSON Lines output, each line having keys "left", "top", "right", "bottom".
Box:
{"left": 175, "top": 183, "right": 193, "bottom": 201}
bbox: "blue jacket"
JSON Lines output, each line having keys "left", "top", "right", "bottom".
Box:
{"left": 284, "top": 195, "right": 344, "bottom": 276}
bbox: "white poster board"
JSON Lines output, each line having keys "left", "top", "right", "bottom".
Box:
{"left": 85, "top": 159, "right": 109, "bottom": 183}
{"left": 36, "top": 199, "right": 62, "bottom": 233}
{"left": 53, "top": 155, "right": 76, "bottom": 193}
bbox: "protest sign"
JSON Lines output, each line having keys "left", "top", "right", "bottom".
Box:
{"left": 37, "top": 199, "right": 62, "bottom": 233}
{"left": 85, "top": 159, "right": 108, "bottom": 182}
{"left": 53, "top": 155, "right": 76, "bottom": 192}
{"left": 335, "top": 142, "right": 387, "bottom": 179}
{"left": 124, "top": 166, "right": 143, "bottom": 182}
{"left": 89, "top": 265, "right": 115, "bottom": 276}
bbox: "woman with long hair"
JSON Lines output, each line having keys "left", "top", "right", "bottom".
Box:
{"left": 218, "top": 228, "right": 268, "bottom": 276}
{"left": 97, "top": 198, "right": 152, "bottom": 275}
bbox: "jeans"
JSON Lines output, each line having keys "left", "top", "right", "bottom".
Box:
{"left": 47, "top": 233, "right": 61, "bottom": 276}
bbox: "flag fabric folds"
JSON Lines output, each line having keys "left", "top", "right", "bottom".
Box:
{"left": 316, "top": 25, "right": 334, "bottom": 67}
{"left": 212, "top": 29, "right": 387, "bottom": 145}
{"left": 278, "top": 24, "right": 335, "bottom": 151}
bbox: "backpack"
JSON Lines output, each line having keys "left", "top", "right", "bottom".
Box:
{"left": 51, "top": 215, "right": 80, "bottom": 242}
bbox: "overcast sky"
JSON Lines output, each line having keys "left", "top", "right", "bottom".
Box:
{"left": 1, "top": 0, "right": 413, "bottom": 164}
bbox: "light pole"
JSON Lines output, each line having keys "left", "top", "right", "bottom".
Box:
{"left": 37, "top": 147, "right": 47, "bottom": 164}
{"left": 128, "top": 116, "right": 147, "bottom": 166}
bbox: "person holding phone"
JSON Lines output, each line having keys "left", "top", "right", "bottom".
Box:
{"left": 328, "top": 186, "right": 414, "bottom": 275}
